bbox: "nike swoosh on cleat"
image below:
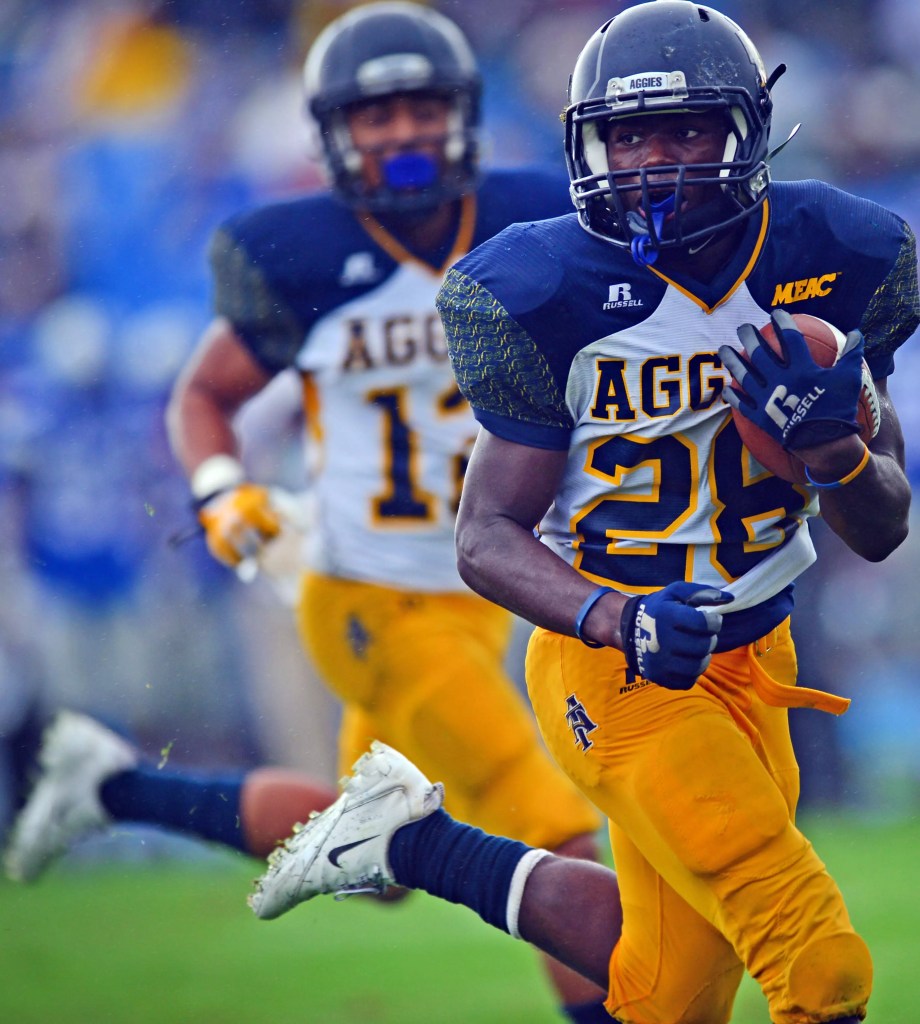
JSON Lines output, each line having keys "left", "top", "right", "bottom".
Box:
{"left": 328, "top": 835, "right": 380, "bottom": 867}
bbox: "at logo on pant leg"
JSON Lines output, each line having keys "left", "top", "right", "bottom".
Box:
{"left": 565, "top": 693, "right": 598, "bottom": 752}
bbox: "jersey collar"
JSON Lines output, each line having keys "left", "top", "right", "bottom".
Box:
{"left": 355, "top": 194, "right": 477, "bottom": 276}
{"left": 645, "top": 199, "right": 770, "bottom": 314}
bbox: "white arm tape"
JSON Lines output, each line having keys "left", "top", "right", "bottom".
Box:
{"left": 190, "top": 454, "right": 246, "bottom": 501}
{"left": 506, "top": 847, "right": 551, "bottom": 940}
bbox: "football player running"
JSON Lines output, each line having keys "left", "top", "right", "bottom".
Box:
{"left": 247, "top": 4, "right": 918, "bottom": 1024}
{"left": 6, "top": 3, "right": 611, "bottom": 1020}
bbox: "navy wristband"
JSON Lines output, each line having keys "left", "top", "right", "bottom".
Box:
{"left": 574, "top": 586, "right": 615, "bottom": 648}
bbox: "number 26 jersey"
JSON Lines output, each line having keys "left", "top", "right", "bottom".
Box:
{"left": 438, "top": 179, "right": 919, "bottom": 616}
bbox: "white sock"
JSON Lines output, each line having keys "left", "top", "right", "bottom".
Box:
{"left": 506, "top": 847, "right": 551, "bottom": 939}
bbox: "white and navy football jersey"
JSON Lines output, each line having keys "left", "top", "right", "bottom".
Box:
{"left": 209, "top": 168, "right": 573, "bottom": 590}
{"left": 438, "top": 179, "right": 919, "bottom": 642}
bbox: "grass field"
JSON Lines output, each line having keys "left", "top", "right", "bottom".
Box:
{"left": 0, "top": 814, "right": 916, "bottom": 1023}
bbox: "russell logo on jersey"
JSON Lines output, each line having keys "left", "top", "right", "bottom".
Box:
{"left": 339, "top": 252, "right": 381, "bottom": 287}
{"left": 603, "top": 283, "right": 644, "bottom": 311}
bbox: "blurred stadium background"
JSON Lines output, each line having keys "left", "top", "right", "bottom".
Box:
{"left": 1, "top": 1, "right": 919, "bottom": 1020}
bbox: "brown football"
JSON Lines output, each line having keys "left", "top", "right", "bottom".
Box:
{"left": 728, "top": 312, "right": 880, "bottom": 484}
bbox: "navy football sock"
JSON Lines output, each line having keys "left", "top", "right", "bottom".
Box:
{"left": 388, "top": 808, "right": 539, "bottom": 933}
{"left": 100, "top": 765, "right": 247, "bottom": 851}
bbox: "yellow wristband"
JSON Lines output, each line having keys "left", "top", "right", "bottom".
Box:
{"left": 804, "top": 445, "right": 871, "bottom": 490}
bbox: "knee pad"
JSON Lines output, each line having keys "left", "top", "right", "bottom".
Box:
{"left": 784, "top": 931, "right": 872, "bottom": 1021}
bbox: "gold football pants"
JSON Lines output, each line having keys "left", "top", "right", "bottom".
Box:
{"left": 297, "top": 572, "right": 600, "bottom": 850}
{"left": 526, "top": 619, "right": 871, "bottom": 1024}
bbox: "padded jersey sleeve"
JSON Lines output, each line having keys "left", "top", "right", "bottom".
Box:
{"left": 860, "top": 221, "right": 920, "bottom": 379}
{"left": 209, "top": 226, "right": 304, "bottom": 375}
{"left": 437, "top": 267, "right": 574, "bottom": 450}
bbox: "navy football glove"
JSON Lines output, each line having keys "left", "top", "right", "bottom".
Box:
{"left": 719, "top": 310, "right": 865, "bottom": 450}
{"left": 620, "top": 583, "right": 731, "bottom": 690}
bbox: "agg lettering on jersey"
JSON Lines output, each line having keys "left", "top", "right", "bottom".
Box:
{"left": 342, "top": 313, "right": 449, "bottom": 372}
{"left": 590, "top": 353, "right": 724, "bottom": 421}
{"left": 603, "top": 282, "right": 644, "bottom": 310}
{"left": 771, "top": 273, "right": 839, "bottom": 306}
{"left": 564, "top": 693, "right": 598, "bottom": 753}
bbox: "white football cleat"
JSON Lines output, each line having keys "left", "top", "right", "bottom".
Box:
{"left": 4, "top": 710, "right": 137, "bottom": 882}
{"left": 249, "top": 741, "right": 443, "bottom": 920}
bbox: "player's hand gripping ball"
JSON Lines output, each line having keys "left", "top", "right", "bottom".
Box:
{"left": 718, "top": 310, "right": 880, "bottom": 484}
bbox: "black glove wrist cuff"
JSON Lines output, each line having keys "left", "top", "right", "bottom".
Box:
{"left": 783, "top": 417, "right": 860, "bottom": 451}
{"left": 619, "top": 596, "right": 641, "bottom": 673}
{"left": 191, "top": 488, "right": 233, "bottom": 513}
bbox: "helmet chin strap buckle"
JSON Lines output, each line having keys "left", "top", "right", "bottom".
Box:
{"left": 629, "top": 193, "right": 675, "bottom": 267}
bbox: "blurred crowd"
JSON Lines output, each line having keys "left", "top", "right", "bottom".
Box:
{"left": 2, "top": 0, "right": 920, "bottom": 837}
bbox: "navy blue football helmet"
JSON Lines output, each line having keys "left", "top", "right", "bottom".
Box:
{"left": 565, "top": 1, "right": 780, "bottom": 260}
{"left": 304, "top": 2, "right": 481, "bottom": 213}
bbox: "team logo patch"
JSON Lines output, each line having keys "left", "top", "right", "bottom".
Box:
{"left": 564, "top": 693, "right": 598, "bottom": 752}
{"left": 771, "top": 273, "right": 839, "bottom": 306}
{"left": 603, "top": 282, "right": 644, "bottom": 310}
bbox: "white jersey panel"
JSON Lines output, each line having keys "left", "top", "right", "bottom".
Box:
{"left": 296, "top": 262, "right": 476, "bottom": 590}
{"left": 539, "top": 282, "right": 818, "bottom": 612}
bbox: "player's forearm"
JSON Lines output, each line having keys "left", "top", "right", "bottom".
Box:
{"left": 166, "top": 382, "right": 242, "bottom": 480}
{"left": 815, "top": 449, "right": 911, "bottom": 561}
{"left": 166, "top": 317, "right": 273, "bottom": 480}
{"left": 797, "top": 380, "right": 911, "bottom": 561}
{"left": 455, "top": 515, "right": 628, "bottom": 646}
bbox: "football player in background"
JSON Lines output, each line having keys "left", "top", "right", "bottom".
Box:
{"left": 247, "top": 4, "right": 918, "bottom": 1023}
{"left": 5, "top": 4, "right": 611, "bottom": 1020}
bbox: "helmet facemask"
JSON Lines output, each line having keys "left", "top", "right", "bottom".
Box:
{"left": 567, "top": 87, "right": 771, "bottom": 262}
{"left": 319, "top": 88, "right": 479, "bottom": 215}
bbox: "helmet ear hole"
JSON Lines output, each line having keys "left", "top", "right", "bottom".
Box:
{"left": 443, "top": 105, "right": 467, "bottom": 162}
{"left": 327, "top": 114, "right": 362, "bottom": 176}
{"left": 342, "top": 148, "right": 363, "bottom": 175}
{"left": 721, "top": 107, "right": 747, "bottom": 166}
{"left": 303, "top": 3, "right": 481, "bottom": 212}
{"left": 581, "top": 120, "right": 610, "bottom": 178}
{"left": 444, "top": 136, "right": 464, "bottom": 162}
